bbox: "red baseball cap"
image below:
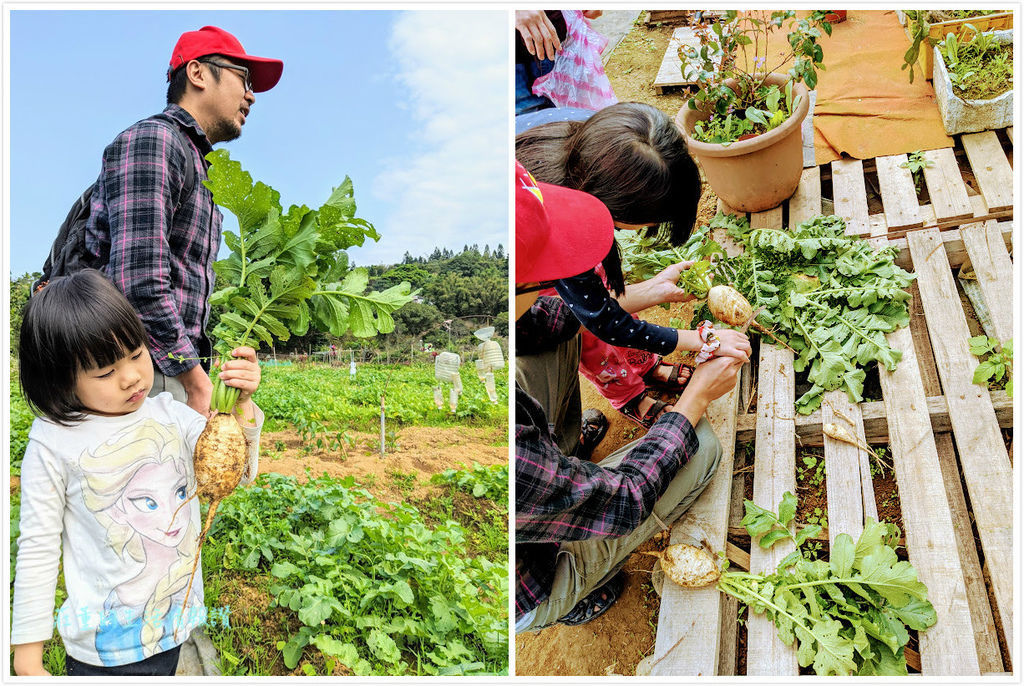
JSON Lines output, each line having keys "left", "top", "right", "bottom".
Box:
{"left": 516, "top": 160, "right": 613, "bottom": 284}
{"left": 168, "top": 26, "right": 283, "bottom": 93}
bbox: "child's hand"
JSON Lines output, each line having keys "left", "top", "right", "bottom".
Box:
{"left": 218, "top": 347, "right": 261, "bottom": 410}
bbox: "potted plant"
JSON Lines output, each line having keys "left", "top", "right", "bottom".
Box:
{"left": 899, "top": 9, "right": 1013, "bottom": 82}
{"left": 676, "top": 10, "right": 835, "bottom": 212}
{"left": 932, "top": 26, "right": 1013, "bottom": 134}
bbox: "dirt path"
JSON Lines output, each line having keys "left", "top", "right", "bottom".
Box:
{"left": 259, "top": 425, "right": 507, "bottom": 503}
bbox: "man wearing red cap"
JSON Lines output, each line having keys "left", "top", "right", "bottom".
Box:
{"left": 83, "top": 26, "right": 283, "bottom": 416}
{"left": 514, "top": 161, "right": 743, "bottom": 631}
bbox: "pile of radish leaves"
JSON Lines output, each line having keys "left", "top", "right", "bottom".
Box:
{"left": 201, "top": 150, "right": 415, "bottom": 412}
{"left": 619, "top": 213, "right": 916, "bottom": 414}
{"left": 719, "top": 493, "right": 936, "bottom": 676}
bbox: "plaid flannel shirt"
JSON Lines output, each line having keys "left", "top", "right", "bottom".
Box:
{"left": 85, "top": 104, "right": 222, "bottom": 377}
{"left": 514, "top": 297, "right": 698, "bottom": 622}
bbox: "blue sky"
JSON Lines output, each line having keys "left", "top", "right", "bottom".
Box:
{"left": 7, "top": 9, "right": 509, "bottom": 277}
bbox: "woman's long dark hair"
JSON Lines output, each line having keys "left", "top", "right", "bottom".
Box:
{"left": 516, "top": 102, "right": 702, "bottom": 295}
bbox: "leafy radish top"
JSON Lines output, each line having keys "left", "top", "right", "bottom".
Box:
{"left": 200, "top": 150, "right": 415, "bottom": 412}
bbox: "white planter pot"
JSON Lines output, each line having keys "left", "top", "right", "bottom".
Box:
{"left": 933, "top": 30, "right": 1013, "bottom": 135}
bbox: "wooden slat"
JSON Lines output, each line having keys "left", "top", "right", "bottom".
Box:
{"left": 831, "top": 159, "right": 870, "bottom": 236}
{"left": 653, "top": 26, "right": 703, "bottom": 94}
{"left": 908, "top": 284, "right": 1005, "bottom": 674}
{"left": 734, "top": 387, "right": 1013, "bottom": 445}
{"left": 876, "top": 322, "right": 979, "bottom": 675}
{"left": 745, "top": 206, "right": 797, "bottom": 675}
{"left": 921, "top": 147, "right": 974, "bottom": 223}
{"left": 906, "top": 229, "right": 1013, "bottom": 651}
{"left": 962, "top": 131, "right": 1013, "bottom": 212}
{"left": 821, "top": 391, "right": 873, "bottom": 540}
{"left": 747, "top": 343, "right": 798, "bottom": 675}
{"left": 788, "top": 167, "right": 821, "bottom": 224}
{"left": 650, "top": 383, "right": 740, "bottom": 676}
{"left": 961, "top": 220, "right": 1014, "bottom": 344}
{"left": 875, "top": 154, "right": 923, "bottom": 231}
{"left": 791, "top": 165, "right": 875, "bottom": 539}
{"left": 892, "top": 220, "right": 1013, "bottom": 271}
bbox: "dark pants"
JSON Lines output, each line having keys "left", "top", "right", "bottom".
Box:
{"left": 65, "top": 645, "right": 181, "bottom": 676}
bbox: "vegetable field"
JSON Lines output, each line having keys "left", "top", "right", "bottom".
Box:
{"left": 9, "top": 360, "right": 509, "bottom": 675}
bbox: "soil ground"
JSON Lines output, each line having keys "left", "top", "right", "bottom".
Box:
{"left": 258, "top": 424, "right": 507, "bottom": 501}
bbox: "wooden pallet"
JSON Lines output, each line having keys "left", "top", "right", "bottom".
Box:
{"left": 650, "top": 129, "right": 1013, "bottom": 676}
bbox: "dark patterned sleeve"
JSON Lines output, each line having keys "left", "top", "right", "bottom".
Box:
{"left": 515, "top": 295, "right": 581, "bottom": 355}
{"left": 515, "top": 387, "right": 699, "bottom": 543}
{"left": 555, "top": 270, "right": 678, "bottom": 356}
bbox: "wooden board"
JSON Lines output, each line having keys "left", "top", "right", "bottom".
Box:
{"left": 789, "top": 164, "right": 876, "bottom": 539}
{"left": 830, "top": 159, "right": 870, "bottom": 236}
{"left": 961, "top": 131, "right": 1013, "bottom": 213}
{"left": 960, "top": 220, "right": 1014, "bottom": 344}
{"left": 876, "top": 322, "right": 980, "bottom": 675}
{"left": 653, "top": 26, "right": 715, "bottom": 94}
{"left": 734, "top": 388, "right": 1013, "bottom": 445}
{"left": 875, "top": 154, "right": 923, "bottom": 231}
{"left": 906, "top": 229, "right": 1013, "bottom": 650}
{"left": 891, "top": 220, "right": 1013, "bottom": 272}
{"left": 744, "top": 206, "right": 798, "bottom": 675}
{"left": 650, "top": 383, "right": 740, "bottom": 676}
{"left": 746, "top": 344, "right": 798, "bottom": 675}
{"left": 921, "top": 147, "right": 974, "bottom": 223}
{"left": 907, "top": 283, "right": 1005, "bottom": 674}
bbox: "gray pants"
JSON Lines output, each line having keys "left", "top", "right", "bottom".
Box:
{"left": 517, "top": 337, "right": 723, "bottom": 632}
{"left": 149, "top": 369, "right": 188, "bottom": 404}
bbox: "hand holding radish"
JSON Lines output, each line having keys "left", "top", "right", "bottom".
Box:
{"left": 714, "top": 328, "right": 752, "bottom": 363}
{"left": 216, "top": 346, "right": 261, "bottom": 416}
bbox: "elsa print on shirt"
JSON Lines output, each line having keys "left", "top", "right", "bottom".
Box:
{"left": 79, "top": 419, "right": 201, "bottom": 664}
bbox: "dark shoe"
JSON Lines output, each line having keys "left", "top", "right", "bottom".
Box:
{"left": 573, "top": 409, "right": 608, "bottom": 459}
{"left": 619, "top": 395, "right": 670, "bottom": 429}
{"left": 558, "top": 571, "right": 626, "bottom": 626}
{"left": 642, "top": 361, "right": 693, "bottom": 394}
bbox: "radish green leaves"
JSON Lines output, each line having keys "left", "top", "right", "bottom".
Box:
{"left": 201, "top": 150, "right": 414, "bottom": 411}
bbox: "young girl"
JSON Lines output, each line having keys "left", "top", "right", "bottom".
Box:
{"left": 516, "top": 102, "right": 750, "bottom": 430}
{"left": 12, "top": 269, "right": 263, "bottom": 676}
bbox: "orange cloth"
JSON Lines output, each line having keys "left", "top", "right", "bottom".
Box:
{"left": 739, "top": 10, "right": 953, "bottom": 164}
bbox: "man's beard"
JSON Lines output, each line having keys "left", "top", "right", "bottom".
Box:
{"left": 205, "top": 116, "right": 242, "bottom": 144}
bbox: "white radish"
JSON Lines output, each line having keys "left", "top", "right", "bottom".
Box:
{"left": 823, "top": 422, "right": 892, "bottom": 471}
{"left": 707, "top": 285, "right": 794, "bottom": 352}
{"left": 641, "top": 542, "right": 721, "bottom": 588}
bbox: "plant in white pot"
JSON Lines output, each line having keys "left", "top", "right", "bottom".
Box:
{"left": 932, "top": 25, "right": 1013, "bottom": 135}
{"left": 677, "top": 10, "right": 835, "bottom": 212}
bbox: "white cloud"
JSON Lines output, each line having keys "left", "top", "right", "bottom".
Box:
{"left": 360, "top": 10, "right": 508, "bottom": 264}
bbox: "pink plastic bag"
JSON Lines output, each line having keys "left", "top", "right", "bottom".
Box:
{"left": 531, "top": 10, "right": 618, "bottom": 110}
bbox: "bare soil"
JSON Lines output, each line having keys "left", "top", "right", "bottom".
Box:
{"left": 259, "top": 425, "right": 507, "bottom": 502}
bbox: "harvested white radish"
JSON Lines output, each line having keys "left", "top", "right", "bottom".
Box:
{"left": 823, "top": 422, "right": 892, "bottom": 470}
{"left": 643, "top": 542, "right": 721, "bottom": 588}
{"left": 707, "top": 285, "right": 794, "bottom": 352}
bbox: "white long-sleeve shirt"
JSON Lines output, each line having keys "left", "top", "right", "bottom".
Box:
{"left": 11, "top": 393, "right": 261, "bottom": 667}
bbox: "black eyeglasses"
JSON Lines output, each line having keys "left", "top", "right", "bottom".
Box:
{"left": 515, "top": 280, "right": 558, "bottom": 295}
{"left": 198, "top": 58, "right": 253, "bottom": 93}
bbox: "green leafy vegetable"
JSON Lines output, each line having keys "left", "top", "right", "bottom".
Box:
{"left": 621, "top": 213, "right": 916, "bottom": 414}
{"left": 970, "top": 335, "right": 1012, "bottom": 397}
{"left": 717, "top": 494, "right": 935, "bottom": 676}
{"left": 201, "top": 150, "right": 415, "bottom": 412}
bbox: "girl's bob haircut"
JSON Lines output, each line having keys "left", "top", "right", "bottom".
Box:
{"left": 19, "top": 269, "right": 149, "bottom": 425}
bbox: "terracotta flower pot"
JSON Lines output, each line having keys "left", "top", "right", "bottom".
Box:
{"left": 676, "top": 73, "right": 810, "bottom": 213}
{"left": 824, "top": 10, "right": 846, "bottom": 23}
